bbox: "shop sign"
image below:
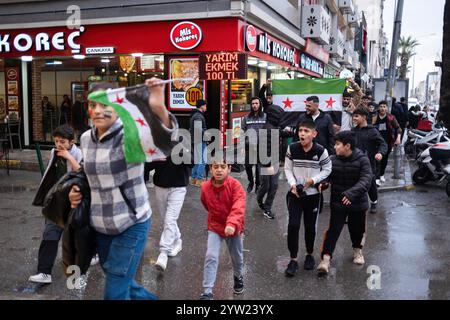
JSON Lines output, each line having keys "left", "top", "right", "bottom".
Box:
{"left": 170, "top": 21, "right": 203, "bottom": 50}
{"left": 257, "top": 33, "right": 296, "bottom": 66}
{"left": 168, "top": 57, "right": 205, "bottom": 110}
{"left": 305, "top": 39, "right": 329, "bottom": 64}
{"left": 198, "top": 52, "right": 247, "bottom": 80}
{"left": 0, "top": 27, "right": 84, "bottom": 53}
{"left": 245, "top": 25, "right": 257, "bottom": 52}
{"left": 4, "top": 67, "right": 21, "bottom": 118}
{"left": 85, "top": 46, "right": 114, "bottom": 54}
{"left": 300, "top": 53, "right": 324, "bottom": 77}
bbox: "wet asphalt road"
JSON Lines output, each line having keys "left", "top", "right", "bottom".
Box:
{"left": 0, "top": 169, "right": 449, "bottom": 300}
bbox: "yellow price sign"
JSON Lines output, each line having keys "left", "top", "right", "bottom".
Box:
{"left": 186, "top": 87, "right": 203, "bottom": 107}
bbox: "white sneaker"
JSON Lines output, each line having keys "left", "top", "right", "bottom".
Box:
{"left": 29, "top": 273, "right": 52, "bottom": 284}
{"left": 146, "top": 181, "right": 154, "bottom": 188}
{"left": 168, "top": 239, "right": 182, "bottom": 257}
{"left": 375, "top": 179, "right": 381, "bottom": 186}
{"left": 317, "top": 255, "right": 331, "bottom": 274}
{"left": 90, "top": 254, "right": 99, "bottom": 266}
{"left": 353, "top": 248, "right": 365, "bottom": 265}
{"left": 380, "top": 176, "right": 386, "bottom": 183}
{"left": 155, "top": 253, "right": 168, "bottom": 271}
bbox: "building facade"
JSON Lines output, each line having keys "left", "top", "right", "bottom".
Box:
{"left": 0, "top": 0, "right": 364, "bottom": 147}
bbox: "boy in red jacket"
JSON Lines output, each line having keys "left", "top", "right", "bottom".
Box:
{"left": 199, "top": 156, "right": 246, "bottom": 300}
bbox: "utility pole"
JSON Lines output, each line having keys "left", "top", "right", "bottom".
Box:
{"left": 385, "top": 0, "right": 404, "bottom": 179}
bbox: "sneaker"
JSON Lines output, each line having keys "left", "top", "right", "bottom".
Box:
{"left": 317, "top": 255, "right": 331, "bottom": 275}
{"left": 246, "top": 183, "right": 254, "bottom": 193}
{"left": 155, "top": 252, "right": 168, "bottom": 271}
{"left": 196, "top": 179, "right": 205, "bottom": 187}
{"left": 233, "top": 276, "right": 244, "bottom": 294}
{"left": 370, "top": 202, "right": 377, "bottom": 214}
{"left": 29, "top": 273, "right": 52, "bottom": 284}
{"left": 90, "top": 254, "right": 100, "bottom": 266}
{"left": 263, "top": 210, "right": 274, "bottom": 220}
{"left": 199, "top": 292, "right": 213, "bottom": 300}
{"left": 168, "top": 239, "right": 182, "bottom": 257}
{"left": 285, "top": 260, "right": 299, "bottom": 277}
{"left": 303, "top": 254, "right": 315, "bottom": 270}
{"left": 380, "top": 175, "right": 386, "bottom": 183}
{"left": 375, "top": 179, "right": 381, "bottom": 187}
{"left": 353, "top": 248, "right": 365, "bottom": 265}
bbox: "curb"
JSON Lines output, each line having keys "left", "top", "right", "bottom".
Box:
{"left": 378, "top": 157, "right": 415, "bottom": 193}
{"left": 0, "top": 160, "right": 42, "bottom": 172}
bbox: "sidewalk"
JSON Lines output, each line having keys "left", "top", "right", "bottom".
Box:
{"left": 0, "top": 149, "right": 51, "bottom": 173}
{"left": 377, "top": 148, "right": 415, "bottom": 192}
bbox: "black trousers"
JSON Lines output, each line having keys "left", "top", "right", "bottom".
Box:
{"left": 37, "top": 220, "right": 63, "bottom": 274}
{"left": 286, "top": 192, "right": 320, "bottom": 258}
{"left": 377, "top": 148, "right": 391, "bottom": 178}
{"left": 321, "top": 208, "right": 366, "bottom": 259}
{"left": 257, "top": 171, "right": 280, "bottom": 211}
{"left": 245, "top": 144, "right": 260, "bottom": 187}
{"left": 368, "top": 175, "right": 378, "bottom": 203}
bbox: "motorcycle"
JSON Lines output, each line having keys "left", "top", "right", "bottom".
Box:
{"left": 405, "top": 123, "right": 450, "bottom": 159}
{"left": 412, "top": 140, "right": 450, "bottom": 198}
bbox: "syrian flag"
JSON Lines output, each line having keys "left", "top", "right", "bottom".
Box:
{"left": 88, "top": 86, "right": 169, "bottom": 164}
{"left": 272, "top": 78, "right": 346, "bottom": 112}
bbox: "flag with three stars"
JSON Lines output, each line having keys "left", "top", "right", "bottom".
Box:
{"left": 88, "top": 86, "right": 167, "bottom": 163}
{"left": 271, "top": 78, "right": 346, "bottom": 112}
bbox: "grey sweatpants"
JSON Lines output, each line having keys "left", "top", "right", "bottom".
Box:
{"left": 202, "top": 231, "right": 244, "bottom": 294}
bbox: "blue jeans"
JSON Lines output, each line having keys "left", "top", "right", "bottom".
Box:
{"left": 96, "top": 219, "right": 158, "bottom": 300}
{"left": 192, "top": 142, "right": 206, "bottom": 179}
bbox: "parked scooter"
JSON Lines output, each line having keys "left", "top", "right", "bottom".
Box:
{"left": 405, "top": 123, "right": 450, "bottom": 159}
{"left": 412, "top": 140, "right": 450, "bottom": 198}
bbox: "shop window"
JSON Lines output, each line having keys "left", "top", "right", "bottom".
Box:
{"left": 37, "top": 54, "right": 164, "bottom": 142}
{"left": 231, "top": 80, "right": 253, "bottom": 112}
{"left": 0, "top": 59, "right": 5, "bottom": 120}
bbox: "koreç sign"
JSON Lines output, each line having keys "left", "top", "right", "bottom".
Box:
{"left": 0, "top": 27, "right": 84, "bottom": 53}
{"left": 300, "top": 53, "right": 324, "bottom": 77}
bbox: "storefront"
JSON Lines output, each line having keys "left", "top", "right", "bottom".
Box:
{"left": 0, "top": 17, "right": 315, "bottom": 146}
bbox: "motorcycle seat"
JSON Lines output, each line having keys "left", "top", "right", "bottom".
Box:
{"left": 411, "top": 129, "right": 428, "bottom": 136}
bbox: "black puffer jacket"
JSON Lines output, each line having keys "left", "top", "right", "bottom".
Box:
{"left": 329, "top": 149, "right": 373, "bottom": 212}
{"left": 352, "top": 125, "right": 388, "bottom": 173}
{"left": 42, "top": 169, "right": 96, "bottom": 275}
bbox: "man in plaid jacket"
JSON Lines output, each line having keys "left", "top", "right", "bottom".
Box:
{"left": 69, "top": 78, "right": 177, "bottom": 300}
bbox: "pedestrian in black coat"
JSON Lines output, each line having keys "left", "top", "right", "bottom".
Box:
{"left": 352, "top": 107, "right": 387, "bottom": 214}
{"left": 295, "top": 96, "right": 335, "bottom": 155}
{"left": 317, "top": 131, "right": 372, "bottom": 275}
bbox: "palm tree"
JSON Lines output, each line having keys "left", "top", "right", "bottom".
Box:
{"left": 397, "top": 36, "right": 419, "bottom": 79}
{"left": 439, "top": 0, "right": 450, "bottom": 129}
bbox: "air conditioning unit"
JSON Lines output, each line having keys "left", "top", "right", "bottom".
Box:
{"left": 349, "top": 51, "right": 360, "bottom": 69}
{"left": 338, "top": 0, "right": 354, "bottom": 14}
{"left": 326, "top": 28, "right": 345, "bottom": 58}
{"left": 337, "top": 42, "right": 353, "bottom": 66}
{"left": 301, "top": 5, "right": 331, "bottom": 45}
{"left": 346, "top": 14, "right": 358, "bottom": 27}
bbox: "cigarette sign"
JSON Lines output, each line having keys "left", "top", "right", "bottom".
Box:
{"left": 198, "top": 52, "right": 247, "bottom": 80}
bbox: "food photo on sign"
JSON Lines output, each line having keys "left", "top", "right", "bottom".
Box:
{"left": 168, "top": 57, "right": 205, "bottom": 110}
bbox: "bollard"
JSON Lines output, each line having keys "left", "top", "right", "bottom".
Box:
{"left": 393, "top": 145, "right": 401, "bottom": 179}
{"left": 35, "top": 143, "right": 45, "bottom": 177}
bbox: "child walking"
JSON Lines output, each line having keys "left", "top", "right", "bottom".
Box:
{"left": 30, "top": 125, "right": 83, "bottom": 283}
{"left": 284, "top": 120, "right": 332, "bottom": 277}
{"left": 317, "top": 131, "right": 373, "bottom": 274}
{"left": 199, "top": 155, "right": 246, "bottom": 300}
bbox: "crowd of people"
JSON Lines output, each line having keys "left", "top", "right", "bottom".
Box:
{"left": 30, "top": 77, "right": 412, "bottom": 300}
